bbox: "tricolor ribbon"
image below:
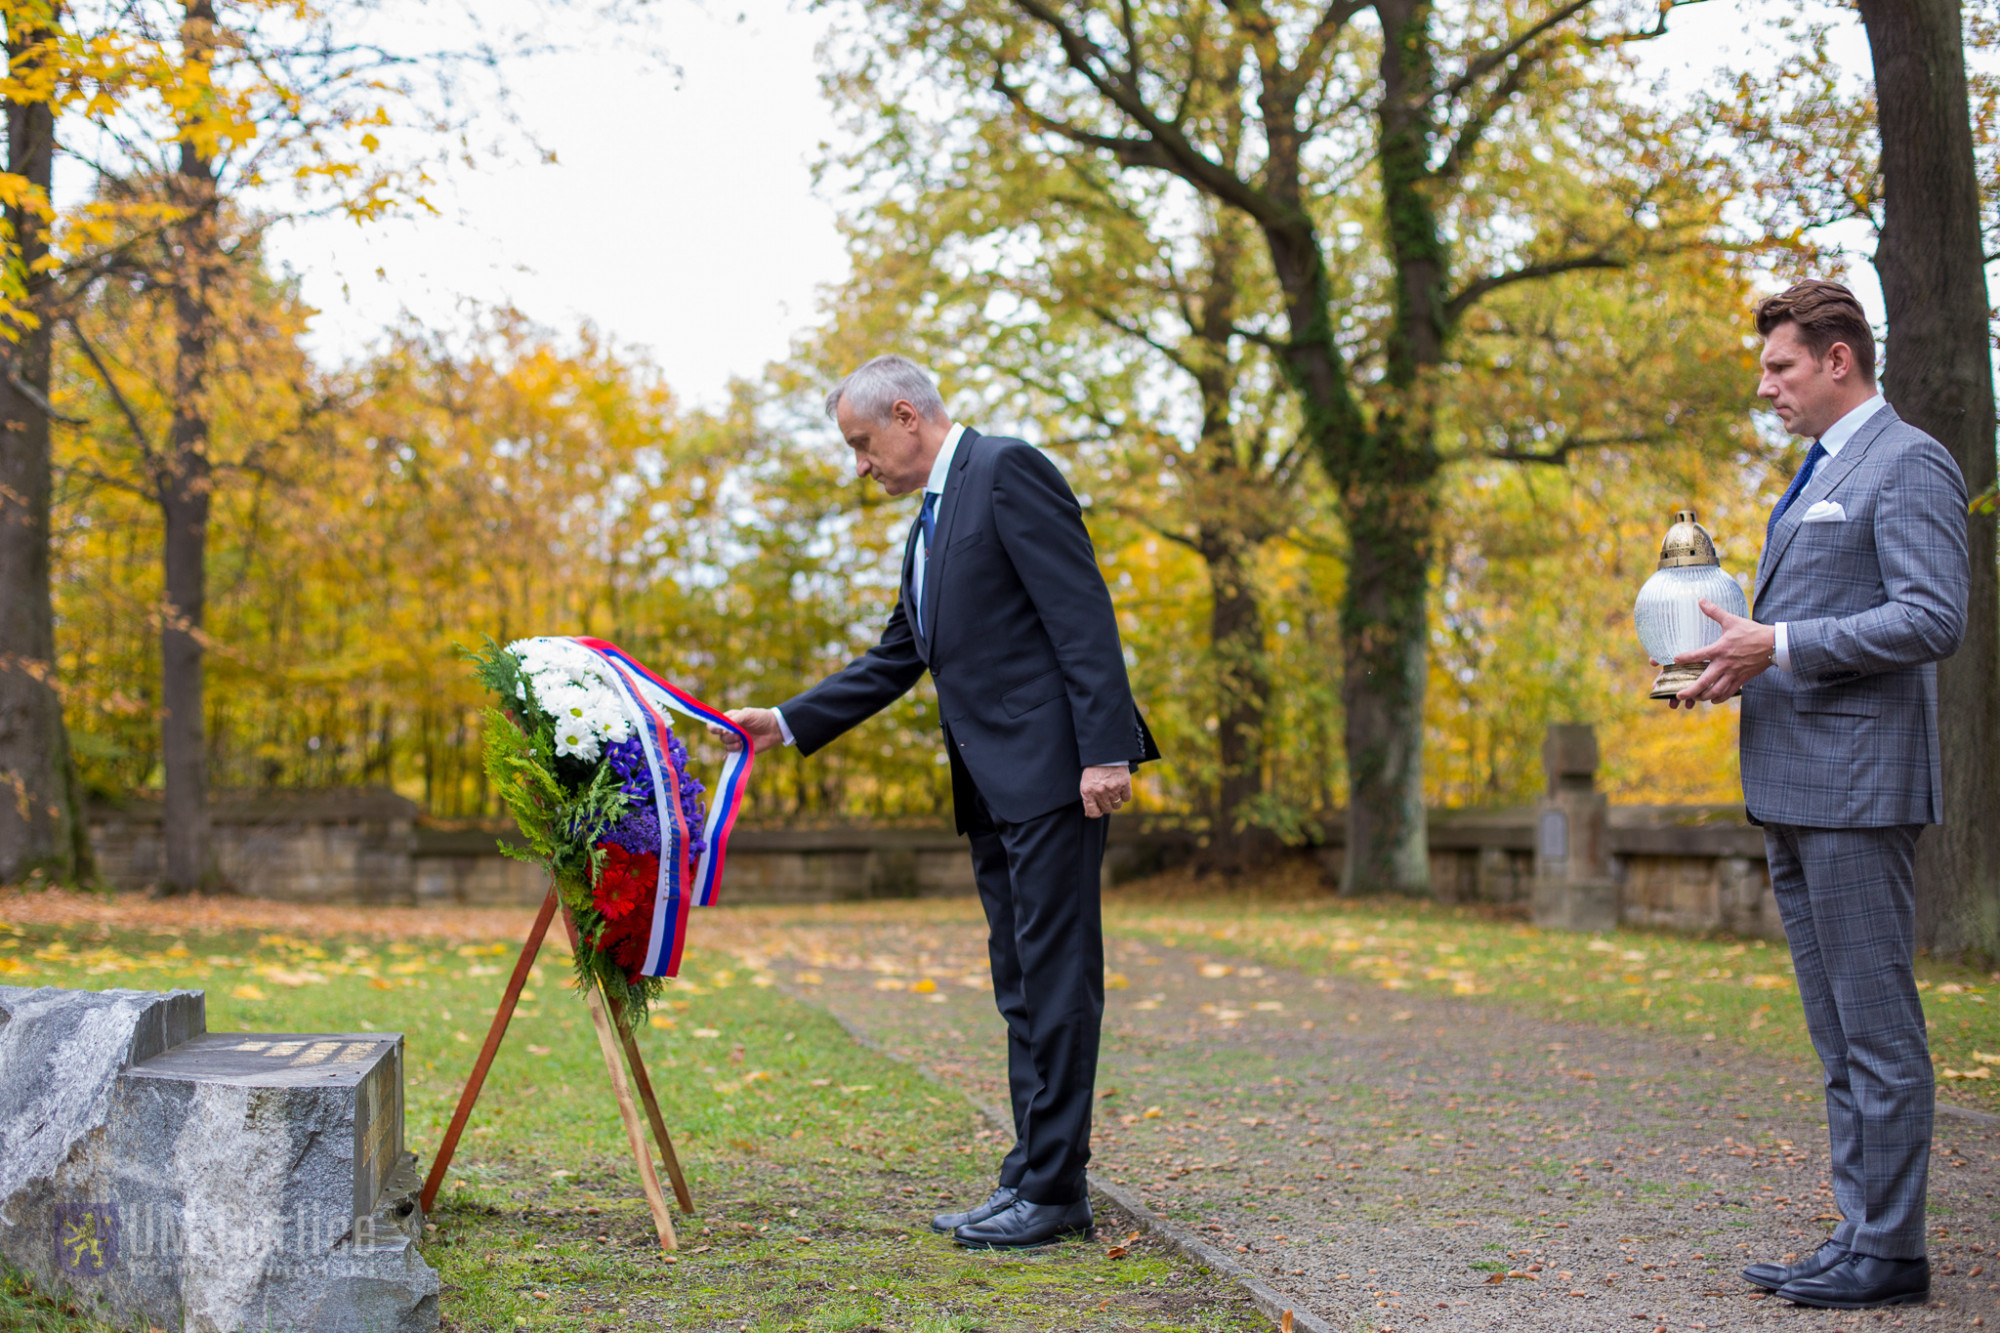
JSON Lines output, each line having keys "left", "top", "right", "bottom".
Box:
{"left": 570, "top": 637, "right": 754, "bottom": 977}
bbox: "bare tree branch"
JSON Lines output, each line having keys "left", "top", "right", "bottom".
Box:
{"left": 1593, "top": 0, "right": 1719, "bottom": 47}
{"left": 1480, "top": 430, "right": 1668, "bottom": 465}
{"left": 1446, "top": 252, "right": 1623, "bottom": 323}
{"left": 1438, "top": 0, "right": 1595, "bottom": 104}
{"left": 1296, "top": 0, "right": 1370, "bottom": 85}
{"left": 1003, "top": 0, "right": 1295, "bottom": 232}
{"left": 1434, "top": 53, "right": 1535, "bottom": 181}
{"left": 67, "top": 318, "right": 161, "bottom": 466}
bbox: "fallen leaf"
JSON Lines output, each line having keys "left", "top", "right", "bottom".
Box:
{"left": 910, "top": 978, "right": 937, "bottom": 994}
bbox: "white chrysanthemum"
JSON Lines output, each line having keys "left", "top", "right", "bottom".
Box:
{"left": 539, "top": 681, "right": 596, "bottom": 725}
{"left": 509, "top": 637, "right": 600, "bottom": 689}
{"left": 590, "top": 702, "right": 633, "bottom": 744}
{"left": 506, "top": 638, "right": 645, "bottom": 751}
{"left": 552, "top": 720, "right": 600, "bottom": 762}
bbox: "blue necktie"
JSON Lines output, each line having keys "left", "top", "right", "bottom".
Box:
{"left": 1767, "top": 440, "right": 1827, "bottom": 540}
{"left": 915, "top": 490, "right": 937, "bottom": 625}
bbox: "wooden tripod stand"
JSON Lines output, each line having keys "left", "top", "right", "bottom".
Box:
{"left": 419, "top": 882, "right": 696, "bottom": 1250}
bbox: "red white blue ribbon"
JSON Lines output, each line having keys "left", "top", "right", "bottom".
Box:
{"left": 572, "top": 638, "right": 754, "bottom": 928}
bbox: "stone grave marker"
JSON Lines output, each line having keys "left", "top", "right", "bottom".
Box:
{"left": 0, "top": 984, "right": 439, "bottom": 1332}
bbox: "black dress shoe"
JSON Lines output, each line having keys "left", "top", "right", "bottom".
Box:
{"left": 1776, "top": 1253, "right": 1930, "bottom": 1309}
{"left": 1744, "top": 1238, "right": 1847, "bottom": 1291}
{"left": 930, "top": 1186, "right": 1018, "bottom": 1234}
{"left": 953, "top": 1196, "right": 1094, "bottom": 1250}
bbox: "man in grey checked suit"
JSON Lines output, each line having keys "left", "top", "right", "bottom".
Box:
{"left": 1671, "top": 280, "right": 1969, "bottom": 1309}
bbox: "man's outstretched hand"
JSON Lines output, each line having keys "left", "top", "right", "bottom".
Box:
{"left": 1669, "top": 598, "right": 1776, "bottom": 709}
{"left": 1080, "top": 764, "right": 1131, "bottom": 819}
{"left": 709, "top": 707, "right": 785, "bottom": 753}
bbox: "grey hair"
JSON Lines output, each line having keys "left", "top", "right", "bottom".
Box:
{"left": 824, "top": 354, "right": 948, "bottom": 425}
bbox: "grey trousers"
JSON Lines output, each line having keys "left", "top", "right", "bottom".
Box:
{"left": 1764, "top": 822, "right": 1930, "bottom": 1260}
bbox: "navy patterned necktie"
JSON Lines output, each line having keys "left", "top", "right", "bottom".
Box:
{"left": 915, "top": 490, "right": 938, "bottom": 623}
{"left": 1767, "top": 439, "right": 1828, "bottom": 541}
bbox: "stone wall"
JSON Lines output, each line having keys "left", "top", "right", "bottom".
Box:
{"left": 89, "top": 790, "right": 418, "bottom": 905}
{"left": 87, "top": 766, "right": 1783, "bottom": 939}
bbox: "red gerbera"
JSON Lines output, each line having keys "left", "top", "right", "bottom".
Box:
{"left": 593, "top": 843, "right": 658, "bottom": 921}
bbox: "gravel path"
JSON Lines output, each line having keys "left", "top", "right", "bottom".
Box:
{"left": 707, "top": 903, "right": 2000, "bottom": 1332}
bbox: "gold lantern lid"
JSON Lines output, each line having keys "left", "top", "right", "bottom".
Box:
{"left": 1656, "top": 509, "right": 1720, "bottom": 569}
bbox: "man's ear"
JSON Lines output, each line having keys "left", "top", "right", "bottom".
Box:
{"left": 1826, "top": 341, "right": 1856, "bottom": 383}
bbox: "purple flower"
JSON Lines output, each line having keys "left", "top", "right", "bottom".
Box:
{"left": 603, "top": 804, "right": 661, "bottom": 857}
{"left": 595, "top": 730, "right": 708, "bottom": 861}
{"left": 602, "top": 735, "right": 652, "bottom": 802}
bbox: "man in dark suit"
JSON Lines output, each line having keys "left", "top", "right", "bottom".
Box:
{"left": 1671, "top": 281, "right": 1968, "bottom": 1309}
{"left": 716, "top": 354, "right": 1157, "bottom": 1249}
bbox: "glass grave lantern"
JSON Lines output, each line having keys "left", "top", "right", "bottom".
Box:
{"left": 1632, "top": 509, "right": 1750, "bottom": 700}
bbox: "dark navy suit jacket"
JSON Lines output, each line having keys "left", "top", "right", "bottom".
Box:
{"left": 779, "top": 428, "right": 1157, "bottom": 831}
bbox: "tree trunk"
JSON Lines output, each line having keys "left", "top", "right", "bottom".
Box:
{"left": 1184, "top": 215, "right": 1272, "bottom": 874}
{"left": 158, "top": 0, "right": 220, "bottom": 893}
{"left": 1336, "top": 473, "right": 1434, "bottom": 894}
{"left": 1858, "top": 0, "right": 2000, "bottom": 961}
{"left": 0, "top": 5, "right": 77, "bottom": 884}
{"left": 1198, "top": 529, "right": 1268, "bottom": 871}
{"left": 1329, "top": 0, "right": 1444, "bottom": 896}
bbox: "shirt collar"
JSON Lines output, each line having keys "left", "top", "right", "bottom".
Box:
{"left": 924, "top": 422, "right": 965, "bottom": 496}
{"left": 1817, "top": 393, "right": 1886, "bottom": 458}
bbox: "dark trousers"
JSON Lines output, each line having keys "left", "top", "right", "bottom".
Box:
{"left": 964, "top": 789, "right": 1107, "bottom": 1206}
{"left": 1765, "top": 822, "right": 1931, "bottom": 1260}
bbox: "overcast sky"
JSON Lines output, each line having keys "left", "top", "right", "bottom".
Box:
{"left": 262, "top": 0, "right": 1881, "bottom": 409}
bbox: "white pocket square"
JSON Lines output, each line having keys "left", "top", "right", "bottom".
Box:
{"left": 1800, "top": 499, "right": 1847, "bottom": 523}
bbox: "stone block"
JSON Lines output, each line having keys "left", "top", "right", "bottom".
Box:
{"left": 1541, "top": 724, "right": 1600, "bottom": 793}
{"left": 0, "top": 985, "right": 438, "bottom": 1332}
{"left": 1532, "top": 877, "right": 1620, "bottom": 934}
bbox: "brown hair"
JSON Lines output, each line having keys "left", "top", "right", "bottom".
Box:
{"left": 1754, "top": 280, "right": 1877, "bottom": 381}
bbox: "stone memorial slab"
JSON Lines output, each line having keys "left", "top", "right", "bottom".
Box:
{"left": 0, "top": 985, "right": 439, "bottom": 1332}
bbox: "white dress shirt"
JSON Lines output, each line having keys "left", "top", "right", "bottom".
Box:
{"left": 1771, "top": 393, "right": 1886, "bottom": 673}
{"left": 773, "top": 422, "right": 1125, "bottom": 770}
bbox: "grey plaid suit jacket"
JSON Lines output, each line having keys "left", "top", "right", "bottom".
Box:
{"left": 1740, "top": 403, "right": 1969, "bottom": 828}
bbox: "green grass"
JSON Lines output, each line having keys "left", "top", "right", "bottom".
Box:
{"left": 0, "top": 918, "right": 1261, "bottom": 1333}
{"left": 0, "top": 1268, "right": 123, "bottom": 1333}
{"left": 1101, "top": 889, "right": 2000, "bottom": 1110}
